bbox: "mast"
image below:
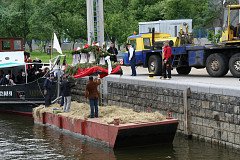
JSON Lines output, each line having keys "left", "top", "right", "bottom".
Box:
{"left": 86, "top": 0, "right": 104, "bottom": 46}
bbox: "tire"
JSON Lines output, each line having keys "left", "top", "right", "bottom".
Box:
{"left": 206, "top": 53, "right": 229, "bottom": 77}
{"left": 148, "top": 55, "right": 162, "bottom": 75}
{"left": 176, "top": 66, "right": 191, "bottom": 75}
{"left": 229, "top": 53, "right": 240, "bottom": 78}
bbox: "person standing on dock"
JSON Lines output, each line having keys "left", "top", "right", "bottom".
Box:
{"left": 161, "top": 41, "right": 172, "bottom": 80}
{"left": 127, "top": 43, "right": 136, "bottom": 76}
{"left": 61, "top": 75, "right": 76, "bottom": 112}
{"left": 107, "top": 42, "right": 118, "bottom": 62}
{"left": 85, "top": 75, "right": 101, "bottom": 118}
{"left": 43, "top": 74, "right": 54, "bottom": 107}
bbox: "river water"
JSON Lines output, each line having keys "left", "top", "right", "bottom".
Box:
{"left": 0, "top": 113, "right": 239, "bottom": 160}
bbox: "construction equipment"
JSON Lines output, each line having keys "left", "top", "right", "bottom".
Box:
{"left": 120, "top": 5, "right": 240, "bottom": 78}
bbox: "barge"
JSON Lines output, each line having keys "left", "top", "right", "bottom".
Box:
{"left": 33, "top": 105, "right": 178, "bottom": 148}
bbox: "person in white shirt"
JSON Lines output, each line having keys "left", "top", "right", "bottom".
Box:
{"left": 126, "top": 43, "right": 136, "bottom": 76}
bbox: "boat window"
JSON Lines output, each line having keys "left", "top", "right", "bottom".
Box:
{"left": 14, "top": 40, "right": 22, "bottom": 50}
{"left": 143, "top": 38, "right": 151, "bottom": 49}
{"left": 2, "top": 41, "right": 11, "bottom": 50}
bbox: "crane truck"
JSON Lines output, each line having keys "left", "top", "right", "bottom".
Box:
{"left": 120, "top": 4, "right": 240, "bottom": 78}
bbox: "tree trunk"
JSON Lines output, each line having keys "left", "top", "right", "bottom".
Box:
{"left": 27, "top": 40, "right": 33, "bottom": 52}
{"left": 72, "top": 40, "right": 76, "bottom": 50}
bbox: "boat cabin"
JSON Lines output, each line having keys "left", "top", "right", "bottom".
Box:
{"left": 0, "top": 38, "right": 24, "bottom": 52}
{"left": 0, "top": 38, "right": 49, "bottom": 85}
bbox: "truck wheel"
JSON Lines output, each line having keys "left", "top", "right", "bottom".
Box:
{"left": 148, "top": 55, "right": 162, "bottom": 75}
{"left": 206, "top": 53, "right": 229, "bottom": 77}
{"left": 229, "top": 53, "right": 240, "bottom": 78}
{"left": 176, "top": 66, "right": 191, "bottom": 75}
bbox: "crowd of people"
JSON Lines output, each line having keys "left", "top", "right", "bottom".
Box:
{"left": 42, "top": 40, "right": 172, "bottom": 118}
{"left": 0, "top": 58, "right": 48, "bottom": 86}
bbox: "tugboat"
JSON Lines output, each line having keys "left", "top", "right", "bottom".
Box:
{"left": 0, "top": 38, "right": 58, "bottom": 115}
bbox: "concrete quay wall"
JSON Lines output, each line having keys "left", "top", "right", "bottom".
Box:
{"left": 72, "top": 76, "right": 240, "bottom": 149}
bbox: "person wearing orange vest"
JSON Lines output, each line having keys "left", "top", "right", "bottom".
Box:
{"left": 161, "top": 41, "right": 172, "bottom": 80}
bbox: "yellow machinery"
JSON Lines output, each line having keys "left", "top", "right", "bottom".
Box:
{"left": 220, "top": 5, "right": 240, "bottom": 44}
{"left": 121, "top": 4, "right": 240, "bottom": 78}
{"left": 127, "top": 32, "right": 179, "bottom": 52}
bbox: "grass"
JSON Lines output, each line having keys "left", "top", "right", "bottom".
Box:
{"left": 30, "top": 51, "right": 73, "bottom": 64}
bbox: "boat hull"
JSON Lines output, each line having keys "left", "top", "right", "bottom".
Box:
{"left": 34, "top": 112, "right": 178, "bottom": 148}
{"left": 0, "top": 78, "right": 57, "bottom": 114}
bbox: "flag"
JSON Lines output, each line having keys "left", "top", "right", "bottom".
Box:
{"left": 53, "top": 33, "right": 62, "bottom": 54}
{"left": 105, "top": 56, "right": 112, "bottom": 74}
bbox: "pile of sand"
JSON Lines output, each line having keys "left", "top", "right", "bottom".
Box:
{"left": 33, "top": 101, "right": 166, "bottom": 124}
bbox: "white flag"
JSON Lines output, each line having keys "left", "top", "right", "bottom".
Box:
{"left": 105, "top": 56, "right": 112, "bottom": 75}
{"left": 53, "top": 33, "right": 62, "bottom": 54}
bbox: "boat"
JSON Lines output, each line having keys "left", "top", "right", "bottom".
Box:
{"left": 0, "top": 38, "right": 58, "bottom": 114}
{"left": 33, "top": 105, "right": 179, "bottom": 148}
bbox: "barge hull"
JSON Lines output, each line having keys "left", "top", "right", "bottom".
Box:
{"left": 35, "top": 112, "right": 178, "bottom": 148}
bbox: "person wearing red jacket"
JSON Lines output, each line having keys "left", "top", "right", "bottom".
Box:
{"left": 161, "top": 41, "right": 172, "bottom": 80}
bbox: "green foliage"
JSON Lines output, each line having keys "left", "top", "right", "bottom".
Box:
{"left": 30, "top": 51, "right": 73, "bottom": 64}
{"left": 0, "top": 0, "right": 235, "bottom": 46}
{"left": 207, "top": 30, "right": 221, "bottom": 44}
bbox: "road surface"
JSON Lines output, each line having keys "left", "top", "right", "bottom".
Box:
{"left": 119, "top": 66, "right": 239, "bottom": 88}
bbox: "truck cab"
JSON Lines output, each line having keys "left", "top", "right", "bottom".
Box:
{"left": 121, "top": 33, "right": 178, "bottom": 75}
{"left": 220, "top": 5, "right": 240, "bottom": 44}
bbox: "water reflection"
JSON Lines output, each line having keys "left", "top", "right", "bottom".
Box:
{"left": 0, "top": 113, "right": 239, "bottom": 160}
{"left": 32, "top": 125, "right": 116, "bottom": 160}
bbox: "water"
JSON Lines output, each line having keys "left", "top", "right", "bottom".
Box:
{"left": 0, "top": 113, "right": 239, "bottom": 160}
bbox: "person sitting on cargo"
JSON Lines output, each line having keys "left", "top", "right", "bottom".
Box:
{"left": 85, "top": 75, "right": 101, "bottom": 118}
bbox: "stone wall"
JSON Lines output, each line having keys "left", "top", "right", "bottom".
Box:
{"left": 72, "top": 78, "right": 88, "bottom": 103}
{"left": 72, "top": 77, "right": 240, "bottom": 149}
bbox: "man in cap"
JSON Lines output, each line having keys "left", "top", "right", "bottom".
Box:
{"left": 126, "top": 43, "right": 136, "bottom": 76}
{"left": 85, "top": 75, "right": 101, "bottom": 118}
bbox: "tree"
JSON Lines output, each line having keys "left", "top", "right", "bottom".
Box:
{"left": 1, "top": 0, "right": 239, "bottom": 49}
{"left": 29, "top": 0, "right": 87, "bottom": 49}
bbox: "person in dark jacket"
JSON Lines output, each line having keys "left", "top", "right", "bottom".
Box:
{"left": 0, "top": 75, "right": 10, "bottom": 85}
{"left": 107, "top": 42, "right": 118, "bottom": 62}
{"left": 85, "top": 75, "right": 101, "bottom": 118}
{"left": 43, "top": 74, "right": 54, "bottom": 107}
{"left": 126, "top": 43, "right": 136, "bottom": 76}
{"left": 61, "top": 75, "right": 76, "bottom": 112}
{"left": 16, "top": 71, "right": 24, "bottom": 84}
{"left": 161, "top": 41, "right": 172, "bottom": 80}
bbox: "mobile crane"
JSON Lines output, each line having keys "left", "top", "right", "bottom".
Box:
{"left": 120, "top": 4, "right": 240, "bottom": 78}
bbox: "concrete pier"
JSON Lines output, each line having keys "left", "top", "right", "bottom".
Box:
{"left": 72, "top": 72, "right": 240, "bottom": 150}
